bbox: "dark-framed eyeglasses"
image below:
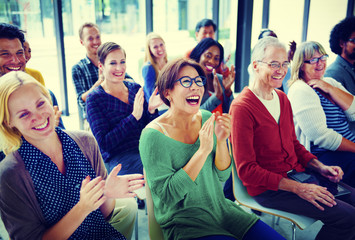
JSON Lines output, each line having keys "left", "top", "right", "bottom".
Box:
{"left": 175, "top": 76, "right": 206, "bottom": 88}
{"left": 257, "top": 61, "right": 290, "bottom": 69}
{"left": 304, "top": 54, "right": 328, "bottom": 64}
{"left": 348, "top": 38, "right": 355, "bottom": 44}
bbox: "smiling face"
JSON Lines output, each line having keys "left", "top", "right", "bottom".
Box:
{"left": 149, "top": 38, "right": 166, "bottom": 60}
{"left": 166, "top": 65, "right": 204, "bottom": 114}
{"left": 0, "top": 38, "right": 26, "bottom": 76}
{"left": 301, "top": 51, "right": 326, "bottom": 82}
{"left": 195, "top": 25, "right": 215, "bottom": 42}
{"left": 199, "top": 45, "right": 221, "bottom": 74}
{"left": 80, "top": 26, "right": 101, "bottom": 56}
{"left": 100, "top": 49, "right": 126, "bottom": 83}
{"left": 23, "top": 41, "right": 31, "bottom": 62}
{"left": 254, "top": 46, "right": 288, "bottom": 90}
{"left": 7, "top": 83, "right": 55, "bottom": 145}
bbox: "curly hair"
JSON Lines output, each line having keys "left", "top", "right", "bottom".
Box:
{"left": 329, "top": 17, "right": 355, "bottom": 55}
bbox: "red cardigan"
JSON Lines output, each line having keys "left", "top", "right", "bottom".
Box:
{"left": 230, "top": 87, "right": 316, "bottom": 196}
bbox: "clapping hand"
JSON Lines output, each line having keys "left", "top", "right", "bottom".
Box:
{"left": 212, "top": 70, "right": 223, "bottom": 99}
{"left": 53, "top": 106, "right": 62, "bottom": 127}
{"left": 148, "top": 87, "right": 163, "bottom": 114}
{"left": 132, "top": 88, "right": 145, "bottom": 120}
{"left": 214, "top": 112, "right": 231, "bottom": 142}
{"left": 104, "top": 164, "right": 145, "bottom": 199}
{"left": 199, "top": 113, "right": 216, "bottom": 154}
{"left": 222, "top": 65, "right": 235, "bottom": 96}
{"left": 78, "top": 176, "right": 107, "bottom": 215}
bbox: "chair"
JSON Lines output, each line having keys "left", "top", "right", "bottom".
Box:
{"left": 232, "top": 163, "right": 317, "bottom": 240}
{"left": 143, "top": 170, "right": 164, "bottom": 240}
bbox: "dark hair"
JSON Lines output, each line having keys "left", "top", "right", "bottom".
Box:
{"left": 0, "top": 23, "right": 26, "bottom": 45}
{"left": 157, "top": 58, "right": 206, "bottom": 106}
{"left": 195, "top": 19, "right": 217, "bottom": 33}
{"left": 78, "top": 22, "right": 100, "bottom": 40}
{"left": 258, "top": 29, "right": 278, "bottom": 40}
{"left": 190, "top": 38, "right": 224, "bottom": 67}
{"left": 97, "top": 42, "right": 126, "bottom": 64}
{"left": 329, "top": 17, "right": 355, "bottom": 55}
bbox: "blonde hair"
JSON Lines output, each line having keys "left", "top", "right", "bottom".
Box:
{"left": 288, "top": 41, "right": 327, "bottom": 87}
{"left": 144, "top": 32, "right": 168, "bottom": 83}
{"left": 0, "top": 71, "right": 51, "bottom": 155}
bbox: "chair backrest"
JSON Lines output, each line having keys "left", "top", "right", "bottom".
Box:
{"left": 144, "top": 170, "right": 164, "bottom": 240}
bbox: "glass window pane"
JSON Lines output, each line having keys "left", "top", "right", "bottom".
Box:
{"left": 219, "top": 0, "right": 237, "bottom": 69}
{"left": 268, "top": 0, "right": 304, "bottom": 53}
{"left": 307, "top": 0, "right": 347, "bottom": 64}
{"left": 152, "top": 0, "right": 213, "bottom": 65}
{"left": 251, "top": 0, "right": 264, "bottom": 48}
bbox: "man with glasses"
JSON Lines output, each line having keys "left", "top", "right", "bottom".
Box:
{"left": 325, "top": 16, "right": 355, "bottom": 132}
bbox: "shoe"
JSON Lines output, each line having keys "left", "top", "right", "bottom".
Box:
{"left": 251, "top": 209, "right": 262, "bottom": 216}
{"left": 137, "top": 199, "right": 145, "bottom": 209}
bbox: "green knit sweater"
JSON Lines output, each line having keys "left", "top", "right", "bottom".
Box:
{"left": 139, "top": 110, "right": 258, "bottom": 240}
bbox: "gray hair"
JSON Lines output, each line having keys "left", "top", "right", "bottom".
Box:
{"left": 251, "top": 37, "right": 286, "bottom": 63}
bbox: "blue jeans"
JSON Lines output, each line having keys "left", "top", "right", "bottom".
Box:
{"left": 106, "top": 150, "right": 143, "bottom": 175}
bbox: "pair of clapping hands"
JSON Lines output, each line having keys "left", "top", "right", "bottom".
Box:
{"left": 79, "top": 164, "right": 145, "bottom": 212}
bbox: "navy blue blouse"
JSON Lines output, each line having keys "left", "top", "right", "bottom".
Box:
{"left": 18, "top": 128, "right": 126, "bottom": 240}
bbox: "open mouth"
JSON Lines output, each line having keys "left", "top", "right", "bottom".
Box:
{"left": 186, "top": 95, "right": 200, "bottom": 105}
{"left": 205, "top": 65, "right": 214, "bottom": 72}
{"left": 113, "top": 72, "right": 124, "bottom": 77}
{"left": 33, "top": 118, "right": 49, "bottom": 130}
{"left": 6, "top": 66, "right": 22, "bottom": 71}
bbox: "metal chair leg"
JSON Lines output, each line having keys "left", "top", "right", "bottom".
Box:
{"left": 135, "top": 211, "right": 138, "bottom": 240}
{"left": 291, "top": 222, "right": 296, "bottom": 240}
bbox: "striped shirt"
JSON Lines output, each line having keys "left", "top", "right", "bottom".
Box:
{"left": 311, "top": 89, "right": 355, "bottom": 153}
{"left": 72, "top": 56, "right": 99, "bottom": 119}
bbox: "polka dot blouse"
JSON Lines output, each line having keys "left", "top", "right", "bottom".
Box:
{"left": 18, "top": 128, "right": 126, "bottom": 240}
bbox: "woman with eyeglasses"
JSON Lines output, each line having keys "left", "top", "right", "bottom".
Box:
{"left": 190, "top": 38, "right": 235, "bottom": 114}
{"left": 288, "top": 41, "right": 355, "bottom": 187}
{"left": 139, "top": 58, "right": 286, "bottom": 240}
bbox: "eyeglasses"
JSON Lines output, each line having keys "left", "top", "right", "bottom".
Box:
{"left": 257, "top": 61, "right": 290, "bottom": 69}
{"left": 304, "top": 54, "right": 328, "bottom": 64}
{"left": 348, "top": 38, "right": 355, "bottom": 43}
{"left": 175, "top": 76, "right": 206, "bottom": 88}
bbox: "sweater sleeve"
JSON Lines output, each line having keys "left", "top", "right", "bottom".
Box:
{"left": 323, "top": 77, "right": 355, "bottom": 122}
{"left": 288, "top": 81, "right": 342, "bottom": 151}
{"left": 139, "top": 128, "right": 198, "bottom": 206}
{"left": 71, "top": 64, "right": 87, "bottom": 108}
{"left": 142, "top": 64, "right": 157, "bottom": 103}
{"left": 0, "top": 155, "right": 47, "bottom": 240}
{"left": 86, "top": 89, "right": 140, "bottom": 154}
{"left": 229, "top": 102, "right": 283, "bottom": 194}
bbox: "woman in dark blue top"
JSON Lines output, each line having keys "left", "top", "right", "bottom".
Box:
{"left": 86, "top": 42, "right": 162, "bottom": 175}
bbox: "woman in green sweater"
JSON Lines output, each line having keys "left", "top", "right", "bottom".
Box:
{"left": 139, "top": 58, "right": 285, "bottom": 240}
